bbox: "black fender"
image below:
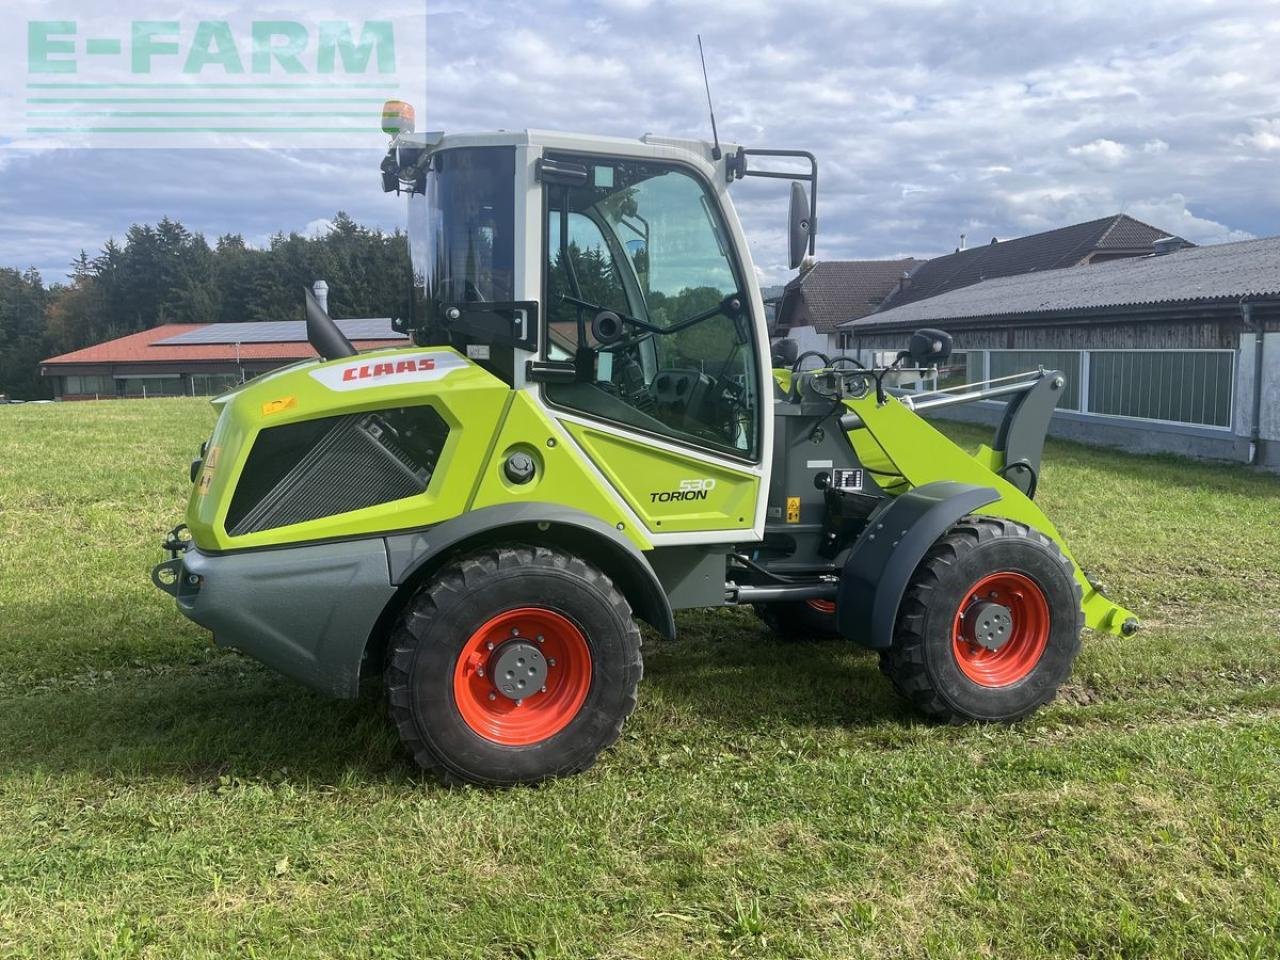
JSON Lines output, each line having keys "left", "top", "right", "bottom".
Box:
{"left": 382, "top": 502, "right": 676, "bottom": 639}
{"left": 836, "top": 481, "right": 1000, "bottom": 650}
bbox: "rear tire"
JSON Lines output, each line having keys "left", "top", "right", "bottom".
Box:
{"left": 879, "top": 517, "right": 1083, "bottom": 723}
{"left": 384, "top": 545, "right": 643, "bottom": 786}
{"left": 753, "top": 599, "right": 841, "bottom": 641}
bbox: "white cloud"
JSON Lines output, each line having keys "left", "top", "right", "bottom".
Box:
{"left": 303, "top": 218, "right": 335, "bottom": 238}
{"left": 1068, "top": 139, "right": 1130, "bottom": 166}
{"left": 1233, "top": 118, "right": 1280, "bottom": 153}
{"left": 1124, "top": 194, "right": 1255, "bottom": 245}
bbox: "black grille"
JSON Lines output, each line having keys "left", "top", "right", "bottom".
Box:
{"left": 226, "top": 407, "right": 448, "bottom": 535}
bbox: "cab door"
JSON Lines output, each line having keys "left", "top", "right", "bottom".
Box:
{"left": 535, "top": 151, "right": 767, "bottom": 544}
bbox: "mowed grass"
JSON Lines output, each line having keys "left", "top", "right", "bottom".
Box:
{"left": 1, "top": 398, "right": 1279, "bottom": 959}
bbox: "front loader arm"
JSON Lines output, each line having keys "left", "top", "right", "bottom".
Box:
{"left": 841, "top": 390, "right": 1138, "bottom": 638}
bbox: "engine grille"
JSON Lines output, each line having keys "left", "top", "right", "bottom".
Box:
{"left": 226, "top": 407, "right": 447, "bottom": 536}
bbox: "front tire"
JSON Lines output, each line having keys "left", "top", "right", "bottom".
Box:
{"left": 880, "top": 517, "right": 1083, "bottom": 723}
{"left": 385, "top": 545, "right": 643, "bottom": 786}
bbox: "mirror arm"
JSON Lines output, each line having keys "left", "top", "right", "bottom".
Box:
{"left": 731, "top": 148, "right": 819, "bottom": 256}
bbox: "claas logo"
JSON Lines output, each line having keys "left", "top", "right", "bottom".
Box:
{"left": 342, "top": 357, "right": 436, "bottom": 382}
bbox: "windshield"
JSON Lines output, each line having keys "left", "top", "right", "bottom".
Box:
{"left": 408, "top": 146, "right": 516, "bottom": 310}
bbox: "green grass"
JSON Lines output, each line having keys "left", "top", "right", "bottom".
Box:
{"left": 1, "top": 398, "right": 1279, "bottom": 958}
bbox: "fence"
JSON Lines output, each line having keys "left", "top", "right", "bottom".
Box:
{"left": 940, "top": 348, "right": 1237, "bottom": 430}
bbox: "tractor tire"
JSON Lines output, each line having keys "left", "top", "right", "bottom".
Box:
{"left": 753, "top": 599, "right": 841, "bottom": 641}
{"left": 879, "top": 516, "right": 1083, "bottom": 723}
{"left": 384, "top": 545, "right": 643, "bottom": 786}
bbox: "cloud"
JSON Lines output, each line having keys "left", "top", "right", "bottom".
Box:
{"left": 1069, "top": 139, "right": 1130, "bottom": 167}
{"left": 0, "top": 0, "right": 1275, "bottom": 286}
{"left": 1233, "top": 118, "right": 1280, "bottom": 153}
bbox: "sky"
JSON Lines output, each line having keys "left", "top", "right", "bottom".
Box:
{"left": 1, "top": 0, "right": 1278, "bottom": 287}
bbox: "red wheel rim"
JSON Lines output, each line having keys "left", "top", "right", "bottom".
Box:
{"left": 452, "top": 607, "right": 592, "bottom": 745}
{"left": 951, "top": 572, "right": 1050, "bottom": 687}
{"left": 807, "top": 598, "right": 836, "bottom": 615}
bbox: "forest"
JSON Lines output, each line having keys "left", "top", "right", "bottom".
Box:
{"left": 0, "top": 213, "right": 410, "bottom": 399}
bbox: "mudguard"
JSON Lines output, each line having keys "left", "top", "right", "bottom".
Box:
{"left": 383, "top": 502, "right": 676, "bottom": 639}
{"left": 837, "top": 480, "right": 1000, "bottom": 649}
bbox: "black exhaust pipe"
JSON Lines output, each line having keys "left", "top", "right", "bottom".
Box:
{"left": 305, "top": 286, "right": 357, "bottom": 360}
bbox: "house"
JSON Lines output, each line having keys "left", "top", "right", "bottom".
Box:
{"left": 774, "top": 259, "right": 921, "bottom": 356}
{"left": 41, "top": 318, "right": 406, "bottom": 400}
{"left": 877, "top": 214, "right": 1182, "bottom": 311}
{"left": 777, "top": 214, "right": 1180, "bottom": 359}
{"left": 840, "top": 236, "right": 1280, "bottom": 469}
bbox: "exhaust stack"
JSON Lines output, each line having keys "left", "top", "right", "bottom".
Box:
{"left": 305, "top": 285, "right": 357, "bottom": 360}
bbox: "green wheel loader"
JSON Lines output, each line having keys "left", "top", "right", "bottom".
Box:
{"left": 153, "top": 109, "right": 1137, "bottom": 786}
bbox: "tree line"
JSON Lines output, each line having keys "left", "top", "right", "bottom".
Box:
{"left": 0, "top": 213, "right": 410, "bottom": 399}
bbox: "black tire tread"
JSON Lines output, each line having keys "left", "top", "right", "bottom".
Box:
{"left": 383, "top": 544, "right": 642, "bottom": 786}
{"left": 879, "top": 516, "right": 1083, "bottom": 723}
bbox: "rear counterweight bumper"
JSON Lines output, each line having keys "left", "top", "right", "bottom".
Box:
{"left": 153, "top": 538, "right": 397, "bottom": 698}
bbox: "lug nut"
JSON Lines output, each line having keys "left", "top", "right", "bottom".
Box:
{"left": 477, "top": 668, "right": 485, "bottom": 677}
{"left": 547, "top": 658, "right": 556, "bottom": 667}
{"left": 486, "top": 641, "right": 494, "bottom": 651}
{"left": 511, "top": 628, "right": 520, "bottom": 636}
{"left": 488, "top": 692, "right": 496, "bottom": 701}
{"left": 536, "top": 635, "right": 544, "bottom": 644}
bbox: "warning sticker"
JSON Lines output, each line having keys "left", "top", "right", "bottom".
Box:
{"left": 786, "top": 496, "right": 801, "bottom": 523}
{"left": 832, "top": 469, "right": 864, "bottom": 492}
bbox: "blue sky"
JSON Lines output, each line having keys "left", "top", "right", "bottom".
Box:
{"left": 2, "top": 0, "right": 1278, "bottom": 286}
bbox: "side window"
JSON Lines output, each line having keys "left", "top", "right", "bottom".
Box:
{"left": 541, "top": 155, "right": 760, "bottom": 460}
{"left": 546, "top": 212, "right": 631, "bottom": 361}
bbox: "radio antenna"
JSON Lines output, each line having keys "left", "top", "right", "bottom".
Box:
{"left": 696, "top": 34, "right": 722, "bottom": 160}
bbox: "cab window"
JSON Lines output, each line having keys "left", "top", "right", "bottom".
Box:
{"left": 542, "top": 154, "right": 760, "bottom": 460}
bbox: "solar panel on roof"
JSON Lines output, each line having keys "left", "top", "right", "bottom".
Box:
{"left": 154, "top": 319, "right": 406, "bottom": 346}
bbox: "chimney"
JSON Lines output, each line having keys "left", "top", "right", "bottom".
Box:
{"left": 1152, "top": 236, "right": 1188, "bottom": 256}
{"left": 959, "top": 233, "right": 966, "bottom": 251}
{"left": 312, "top": 279, "right": 330, "bottom": 314}
{"left": 898, "top": 271, "right": 913, "bottom": 293}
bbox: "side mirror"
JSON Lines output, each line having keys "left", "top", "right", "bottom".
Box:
{"left": 788, "top": 182, "right": 811, "bottom": 270}
{"left": 907, "top": 328, "right": 953, "bottom": 366}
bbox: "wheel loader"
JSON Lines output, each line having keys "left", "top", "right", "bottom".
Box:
{"left": 153, "top": 102, "right": 1138, "bottom": 786}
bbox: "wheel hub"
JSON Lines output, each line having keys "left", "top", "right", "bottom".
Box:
{"left": 963, "top": 601, "right": 1014, "bottom": 651}
{"left": 490, "top": 640, "right": 547, "bottom": 701}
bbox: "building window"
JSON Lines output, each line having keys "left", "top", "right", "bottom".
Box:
{"left": 1087, "top": 350, "right": 1234, "bottom": 428}
{"left": 64, "top": 375, "right": 116, "bottom": 396}
{"left": 120, "top": 377, "right": 186, "bottom": 398}
{"left": 987, "top": 350, "right": 1082, "bottom": 411}
{"left": 963, "top": 348, "right": 1235, "bottom": 429}
{"left": 191, "top": 374, "right": 243, "bottom": 396}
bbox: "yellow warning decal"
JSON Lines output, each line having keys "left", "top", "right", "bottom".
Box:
{"left": 786, "top": 496, "right": 801, "bottom": 523}
{"left": 261, "top": 396, "right": 297, "bottom": 416}
{"left": 197, "top": 445, "right": 221, "bottom": 497}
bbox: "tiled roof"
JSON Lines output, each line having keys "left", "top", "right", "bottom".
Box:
{"left": 845, "top": 235, "right": 1280, "bottom": 330}
{"left": 877, "top": 214, "right": 1179, "bottom": 310}
{"left": 781, "top": 259, "right": 920, "bottom": 333}
{"left": 42, "top": 322, "right": 405, "bottom": 366}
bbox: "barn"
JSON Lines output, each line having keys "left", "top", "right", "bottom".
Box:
{"left": 840, "top": 236, "right": 1280, "bottom": 468}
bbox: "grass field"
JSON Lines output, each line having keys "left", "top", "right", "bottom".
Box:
{"left": 1, "top": 397, "right": 1279, "bottom": 958}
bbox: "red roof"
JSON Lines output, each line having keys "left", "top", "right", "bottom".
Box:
{"left": 42, "top": 324, "right": 402, "bottom": 366}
